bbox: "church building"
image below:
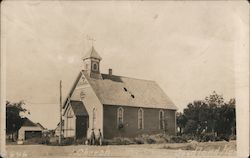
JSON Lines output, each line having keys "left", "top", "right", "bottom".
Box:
{"left": 62, "top": 46, "right": 178, "bottom": 139}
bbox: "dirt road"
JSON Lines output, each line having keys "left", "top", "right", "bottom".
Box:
{"left": 6, "top": 141, "right": 236, "bottom": 158}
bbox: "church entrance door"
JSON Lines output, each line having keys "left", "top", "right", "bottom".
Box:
{"left": 76, "top": 116, "right": 88, "bottom": 139}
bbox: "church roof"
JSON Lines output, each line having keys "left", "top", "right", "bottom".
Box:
{"left": 82, "top": 70, "right": 178, "bottom": 110}
{"left": 70, "top": 100, "right": 88, "bottom": 116}
{"left": 82, "top": 46, "right": 102, "bottom": 60}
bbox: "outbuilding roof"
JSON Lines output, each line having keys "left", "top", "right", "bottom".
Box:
{"left": 82, "top": 70, "right": 178, "bottom": 110}
{"left": 36, "top": 123, "right": 46, "bottom": 130}
{"left": 21, "top": 117, "right": 46, "bottom": 129}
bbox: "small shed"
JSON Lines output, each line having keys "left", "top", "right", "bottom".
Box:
{"left": 18, "top": 117, "right": 45, "bottom": 141}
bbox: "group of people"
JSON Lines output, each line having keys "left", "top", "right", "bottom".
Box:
{"left": 87, "top": 128, "right": 102, "bottom": 145}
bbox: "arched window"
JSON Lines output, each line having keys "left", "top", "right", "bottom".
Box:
{"left": 117, "top": 107, "right": 124, "bottom": 128}
{"left": 159, "top": 110, "right": 165, "bottom": 130}
{"left": 138, "top": 108, "right": 144, "bottom": 129}
{"left": 80, "top": 91, "right": 85, "bottom": 100}
{"left": 92, "top": 108, "right": 96, "bottom": 129}
{"left": 92, "top": 62, "right": 98, "bottom": 71}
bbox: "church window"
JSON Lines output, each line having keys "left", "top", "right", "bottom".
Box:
{"left": 92, "top": 108, "right": 96, "bottom": 129}
{"left": 159, "top": 110, "right": 165, "bottom": 130}
{"left": 92, "top": 62, "right": 98, "bottom": 71}
{"left": 80, "top": 91, "right": 85, "bottom": 100}
{"left": 117, "top": 107, "right": 124, "bottom": 128}
{"left": 138, "top": 108, "right": 144, "bottom": 129}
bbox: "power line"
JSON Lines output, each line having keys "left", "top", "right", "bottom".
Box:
{"left": 24, "top": 102, "right": 59, "bottom": 105}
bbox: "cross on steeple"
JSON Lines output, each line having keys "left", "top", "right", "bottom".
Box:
{"left": 86, "top": 35, "right": 96, "bottom": 46}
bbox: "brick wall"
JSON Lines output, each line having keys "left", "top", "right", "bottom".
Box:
{"left": 103, "top": 105, "right": 176, "bottom": 139}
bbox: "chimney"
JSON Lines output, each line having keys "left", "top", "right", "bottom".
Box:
{"left": 108, "top": 68, "right": 112, "bottom": 76}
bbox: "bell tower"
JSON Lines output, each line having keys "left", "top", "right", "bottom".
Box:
{"left": 82, "top": 46, "right": 102, "bottom": 79}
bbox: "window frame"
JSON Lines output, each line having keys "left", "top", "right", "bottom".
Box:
{"left": 117, "top": 107, "right": 124, "bottom": 128}
{"left": 138, "top": 108, "right": 144, "bottom": 129}
{"left": 92, "top": 108, "right": 96, "bottom": 129}
{"left": 80, "top": 91, "right": 85, "bottom": 100}
{"left": 159, "top": 110, "right": 165, "bottom": 130}
{"left": 92, "top": 62, "right": 99, "bottom": 71}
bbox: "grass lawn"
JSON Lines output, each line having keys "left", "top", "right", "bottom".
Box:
{"left": 6, "top": 140, "right": 236, "bottom": 158}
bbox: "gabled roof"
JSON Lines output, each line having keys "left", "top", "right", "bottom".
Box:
{"left": 70, "top": 100, "right": 88, "bottom": 116}
{"left": 82, "top": 70, "right": 178, "bottom": 110}
{"left": 82, "top": 46, "right": 102, "bottom": 60}
{"left": 22, "top": 117, "right": 37, "bottom": 127}
{"left": 63, "top": 72, "right": 82, "bottom": 108}
{"left": 22, "top": 117, "right": 46, "bottom": 129}
{"left": 36, "top": 123, "right": 46, "bottom": 130}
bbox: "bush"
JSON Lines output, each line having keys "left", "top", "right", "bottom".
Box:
{"left": 197, "top": 133, "right": 224, "bottom": 142}
{"left": 156, "top": 134, "right": 171, "bottom": 143}
{"left": 105, "top": 134, "right": 186, "bottom": 145}
{"left": 24, "top": 137, "right": 43, "bottom": 144}
{"left": 141, "top": 134, "right": 168, "bottom": 144}
{"left": 229, "top": 134, "right": 236, "bottom": 140}
{"left": 103, "top": 137, "right": 135, "bottom": 145}
{"left": 49, "top": 136, "right": 59, "bottom": 145}
{"left": 163, "top": 144, "right": 195, "bottom": 150}
{"left": 218, "top": 135, "right": 229, "bottom": 142}
{"left": 178, "top": 133, "right": 225, "bottom": 142}
{"left": 144, "top": 137, "right": 156, "bottom": 144}
{"left": 133, "top": 137, "right": 144, "bottom": 144}
{"left": 112, "top": 137, "right": 128, "bottom": 145}
{"left": 170, "top": 136, "right": 187, "bottom": 143}
{"left": 61, "top": 137, "right": 75, "bottom": 145}
{"left": 39, "top": 137, "right": 50, "bottom": 145}
{"left": 48, "top": 137, "right": 75, "bottom": 146}
{"left": 123, "top": 137, "right": 135, "bottom": 145}
{"left": 74, "top": 138, "right": 87, "bottom": 145}
{"left": 202, "top": 133, "right": 215, "bottom": 142}
{"left": 97, "top": 134, "right": 190, "bottom": 145}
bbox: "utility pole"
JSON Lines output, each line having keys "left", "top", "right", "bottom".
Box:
{"left": 59, "top": 80, "right": 62, "bottom": 145}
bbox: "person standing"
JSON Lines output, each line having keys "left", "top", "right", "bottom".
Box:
{"left": 97, "top": 129, "right": 103, "bottom": 145}
{"left": 90, "top": 129, "right": 96, "bottom": 145}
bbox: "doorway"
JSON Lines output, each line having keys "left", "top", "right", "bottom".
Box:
{"left": 76, "top": 116, "right": 88, "bottom": 139}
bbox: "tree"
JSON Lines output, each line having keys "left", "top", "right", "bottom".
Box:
{"left": 205, "top": 91, "right": 224, "bottom": 107}
{"left": 205, "top": 91, "right": 224, "bottom": 137}
{"left": 6, "top": 101, "right": 28, "bottom": 141}
{"left": 183, "top": 120, "right": 198, "bottom": 135}
{"left": 179, "top": 91, "right": 236, "bottom": 142}
{"left": 182, "top": 100, "right": 208, "bottom": 135}
{"left": 176, "top": 112, "right": 187, "bottom": 135}
{"left": 215, "top": 98, "right": 236, "bottom": 137}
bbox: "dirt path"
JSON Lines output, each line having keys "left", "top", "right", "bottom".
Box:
{"left": 6, "top": 141, "right": 236, "bottom": 158}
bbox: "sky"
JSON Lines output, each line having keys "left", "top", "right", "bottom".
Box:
{"left": 2, "top": 1, "right": 248, "bottom": 129}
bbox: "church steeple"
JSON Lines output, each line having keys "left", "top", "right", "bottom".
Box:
{"left": 82, "top": 46, "right": 102, "bottom": 79}
{"left": 82, "top": 46, "right": 102, "bottom": 61}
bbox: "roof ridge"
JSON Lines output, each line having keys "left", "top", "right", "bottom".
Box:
{"left": 101, "top": 73, "right": 156, "bottom": 83}
{"left": 70, "top": 100, "right": 82, "bottom": 102}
